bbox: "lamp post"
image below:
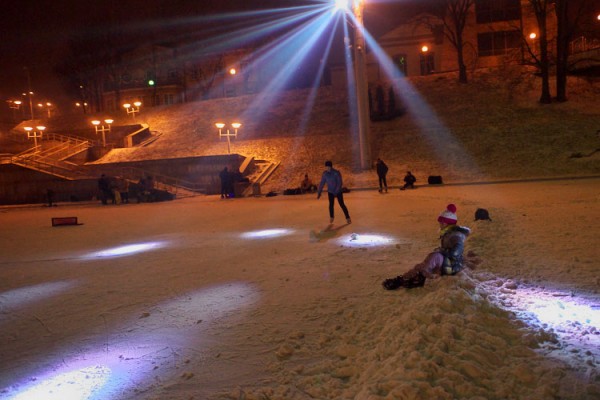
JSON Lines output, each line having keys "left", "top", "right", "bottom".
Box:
{"left": 37, "top": 102, "right": 53, "bottom": 118}
{"left": 351, "top": 0, "right": 372, "bottom": 170}
{"left": 91, "top": 119, "right": 113, "bottom": 147}
{"left": 215, "top": 122, "right": 241, "bottom": 154}
{"left": 123, "top": 101, "right": 142, "bottom": 119}
{"left": 22, "top": 91, "right": 35, "bottom": 120}
{"left": 24, "top": 125, "right": 45, "bottom": 151}
{"left": 7, "top": 100, "right": 22, "bottom": 121}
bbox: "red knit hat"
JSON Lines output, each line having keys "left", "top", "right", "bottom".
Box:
{"left": 438, "top": 204, "right": 458, "bottom": 225}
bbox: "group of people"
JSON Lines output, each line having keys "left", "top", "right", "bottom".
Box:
{"left": 375, "top": 158, "right": 417, "bottom": 192}
{"left": 98, "top": 174, "right": 154, "bottom": 205}
{"left": 314, "top": 160, "right": 470, "bottom": 290}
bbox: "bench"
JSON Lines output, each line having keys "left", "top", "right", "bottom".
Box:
{"left": 51, "top": 217, "right": 82, "bottom": 226}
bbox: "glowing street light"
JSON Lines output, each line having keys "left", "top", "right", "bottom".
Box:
{"left": 350, "top": 0, "right": 371, "bottom": 170}
{"left": 22, "top": 91, "right": 35, "bottom": 120}
{"left": 23, "top": 125, "right": 45, "bottom": 151}
{"left": 529, "top": 32, "right": 537, "bottom": 39}
{"left": 91, "top": 119, "right": 113, "bottom": 147}
{"left": 123, "top": 101, "right": 142, "bottom": 119}
{"left": 8, "top": 100, "right": 22, "bottom": 109}
{"left": 215, "top": 122, "right": 241, "bottom": 154}
{"left": 37, "top": 102, "right": 53, "bottom": 118}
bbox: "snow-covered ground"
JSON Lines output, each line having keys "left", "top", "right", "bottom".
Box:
{"left": 0, "top": 179, "right": 598, "bottom": 400}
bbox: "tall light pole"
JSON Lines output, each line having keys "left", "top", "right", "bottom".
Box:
{"left": 215, "top": 122, "right": 241, "bottom": 154}
{"left": 92, "top": 119, "right": 113, "bottom": 147}
{"left": 123, "top": 101, "right": 142, "bottom": 119}
{"left": 352, "top": 0, "right": 372, "bottom": 170}
{"left": 24, "top": 125, "right": 45, "bottom": 152}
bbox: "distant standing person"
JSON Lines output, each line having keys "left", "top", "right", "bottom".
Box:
{"left": 375, "top": 158, "right": 389, "bottom": 193}
{"left": 98, "top": 174, "right": 112, "bottom": 205}
{"left": 317, "top": 161, "right": 351, "bottom": 224}
{"left": 46, "top": 189, "right": 55, "bottom": 207}
{"left": 400, "top": 171, "right": 417, "bottom": 190}
{"left": 219, "top": 167, "right": 231, "bottom": 199}
{"left": 118, "top": 177, "right": 130, "bottom": 204}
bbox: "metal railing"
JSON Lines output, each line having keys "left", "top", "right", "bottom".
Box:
{"left": 93, "top": 165, "right": 206, "bottom": 197}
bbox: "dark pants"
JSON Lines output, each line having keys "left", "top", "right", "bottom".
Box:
{"left": 378, "top": 175, "right": 387, "bottom": 190}
{"left": 328, "top": 192, "right": 350, "bottom": 219}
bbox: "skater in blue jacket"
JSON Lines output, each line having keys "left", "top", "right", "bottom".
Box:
{"left": 317, "top": 161, "right": 351, "bottom": 224}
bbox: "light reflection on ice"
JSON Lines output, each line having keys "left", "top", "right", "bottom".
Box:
{"left": 5, "top": 365, "right": 111, "bottom": 400}
{"left": 241, "top": 228, "right": 293, "bottom": 239}
{"left": 85, "top": 241, "right": 167, "bottom": 258}
{"left": 337, "top": 233, "right": 395, "bottom": 247}
{"left": 2, "top": 282, "right": 260, "bottom": 399}
{"left": 0, "top": 281, "right": 76, "bottom": 310}
{"left": 478, "top": 276, "right": 600, "bottom": 365}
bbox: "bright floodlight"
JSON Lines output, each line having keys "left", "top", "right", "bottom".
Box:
{"left": 334, "top": 0, "right": 349, "bottom": 11}
{"left": 123, "top": 103, "right": 131, "bottom": 108}
{"left": 231, "top": 122, "right": 242, "bottom": 129}
{"left": 215, "top": 122, "right": 225, "bottom": 129}
{"left": 133, "top": 101, "right": 142, "bottom": 107}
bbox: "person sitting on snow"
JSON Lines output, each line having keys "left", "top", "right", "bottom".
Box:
{"left": 382, "top": 203, "right": 470, "bottom": 289}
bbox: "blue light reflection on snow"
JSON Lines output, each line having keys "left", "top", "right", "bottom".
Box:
{"left": 86, "top": 241, "right": 167, "bottom": 258}
{"left": 6, "top": 365, "right": 111, "bottom": 400}
{"left": 508, "top": 288, "right": 600, "bottom": 334}
{"left": 336, "top": 233, "right": 395, "bottom": 247}
{"left": 0, "top": 281, "right": 76, "bottom": 310}
{"left": 3, "top": 282, "right": 260, "bottom": 399}
{"left": 481, "top": 278, "right": 600, "bottom": 364}
{"left": 240, "top": 228, "right": 294, "bottom": 239}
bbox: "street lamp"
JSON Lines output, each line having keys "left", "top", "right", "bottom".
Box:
{"left": 24, "top": 125, "right": 45, "bottom": 151}
{"left": 37, "top": 102, "right": 53, "bottom": 118}
{"left": 22, "top": 91, "right": 35, "bottom": 120}
{"left": 351, "top": 0, "right": 372, "bottom": 170}
{"left": 8, "top": 100, "right": 22, "bottom": 109}
{"left": 123, "top": 101, "right": 142, "bottom": 119}
{"left": 215, "top": 122, "right": 241, "bottom": 154}
{"left": 91, "top": 119, "right": 113, "bottom": 147}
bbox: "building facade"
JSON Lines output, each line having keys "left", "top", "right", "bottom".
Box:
{"left": 331, "top": 0, "right": 559, "bottom": 87}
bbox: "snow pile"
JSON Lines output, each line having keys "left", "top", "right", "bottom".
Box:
{"left": 221, "top": 273, "right": 598, "bottom": 400}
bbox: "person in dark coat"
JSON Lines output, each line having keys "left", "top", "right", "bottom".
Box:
{"left": 219, "top": 167, "right": 232, "bottom": 199}
{"left": 400, "top": 171, "right": 417, "bottom": 190}
{"left": 375, "top": 158, "right": 389, "bottom": 193}
{"left": 317, "top": 161, "right": 351, "bottom": 224}
{"left": 98, "top": 174, "right": 112, "bottom": 205}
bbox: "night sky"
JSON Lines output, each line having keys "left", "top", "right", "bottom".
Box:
{"left": 0, "top": 0, "right": 427, "bottom": 115}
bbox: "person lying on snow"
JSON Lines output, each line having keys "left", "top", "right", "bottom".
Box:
{"left": 383, "top": 203, "right": 470, "bottom": 289}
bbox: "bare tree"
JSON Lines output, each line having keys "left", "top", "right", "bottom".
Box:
{"left": 426, "top": 0, "right": 475, "bottom": 83}
{"left": 554, "top": 0, "right": 597, "bottom": 102}
{"left": 527, "top": 0, "right": 552, "bottom": 103}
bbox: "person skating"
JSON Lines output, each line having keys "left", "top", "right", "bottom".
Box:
{"left": 382, "top": 204, "right": 470, "bottom": 289}
{"left": 317, "top": 161, "right": 351, "bottom": 224}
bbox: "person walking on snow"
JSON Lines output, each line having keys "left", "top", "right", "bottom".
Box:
{"left": 376, "top": 158, "right": 389, "bottom": 193}
{"left": 317, "top": 161, "right": 351, "bottom": 224}
{"left": 382, "top": 204, "right": 470, "bottom": 289}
